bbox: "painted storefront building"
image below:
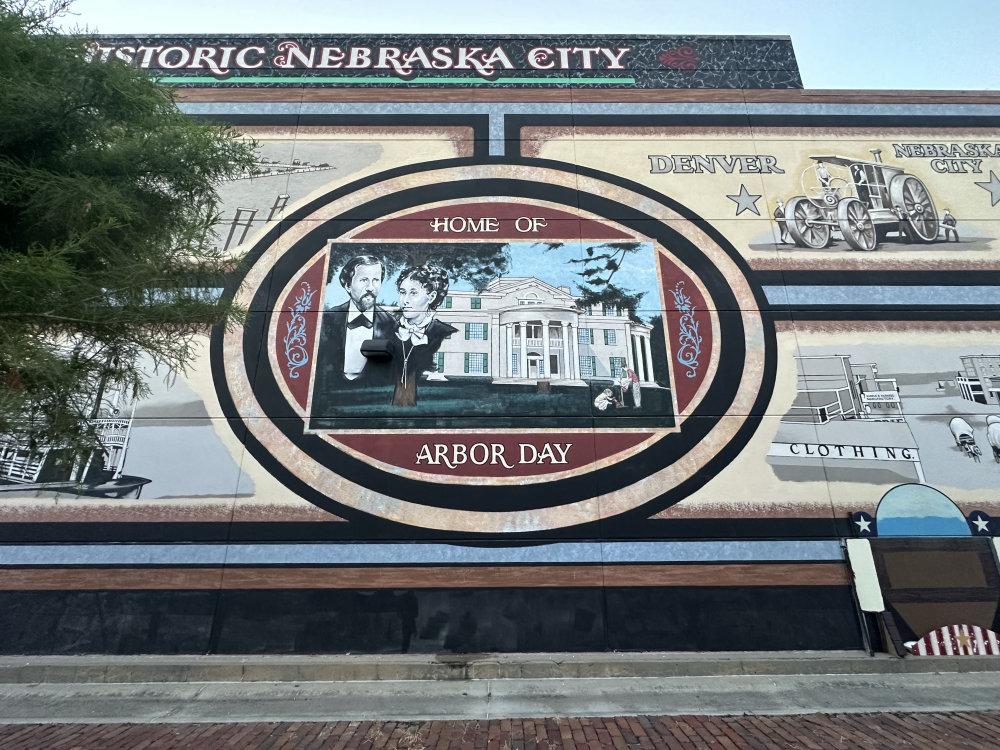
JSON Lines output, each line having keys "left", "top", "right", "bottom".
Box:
{"left": 1, "top": 34, "right": 999, "bottom": 655}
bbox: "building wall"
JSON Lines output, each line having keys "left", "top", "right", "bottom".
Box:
{"left": 1, "top": 35, "right": 999, "bottom": 654}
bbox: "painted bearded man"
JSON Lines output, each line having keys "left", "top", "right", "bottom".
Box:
{"left": 313, "top": 255, "right": 396, "bottom": 405}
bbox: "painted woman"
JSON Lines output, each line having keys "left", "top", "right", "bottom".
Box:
{"left": 390, "top": 265, "right": 457, "bottom": 407}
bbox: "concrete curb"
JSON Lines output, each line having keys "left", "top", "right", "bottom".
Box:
{"left": 0, "top": 650, "right": 998, "bottom": 683}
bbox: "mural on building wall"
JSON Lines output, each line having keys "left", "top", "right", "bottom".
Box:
{"left": 3, "top": 33, "right": 1000, "bottom": 655}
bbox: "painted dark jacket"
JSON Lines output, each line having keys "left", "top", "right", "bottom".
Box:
{"left": 389, "top": 318, "right": 458, "bottom": 407}
{"left": 313, "top": 301, "right": 397, "bottom": 400}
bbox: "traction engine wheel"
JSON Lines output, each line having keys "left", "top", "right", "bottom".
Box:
{"left": 837, "top": 198, "right": 878, "bottom": 251}
{"left": 785, "top": 196, "right": 831, "bottom": 249}
{"left": 889, "top": 174, "right": 939, "bottom": 243}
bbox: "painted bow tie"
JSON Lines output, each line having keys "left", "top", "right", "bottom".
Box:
{"left": 397, "top": 322, "right": 430, "bottom": 346}
{"left": 347, "top": 315, "right": 373, "bottom": 330}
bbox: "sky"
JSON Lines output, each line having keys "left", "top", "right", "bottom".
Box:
{"left": 59, "top": 0, "right": 997, "bottom": 91}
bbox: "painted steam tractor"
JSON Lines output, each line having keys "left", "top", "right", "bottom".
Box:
{"left": 784, "top": 149, "right": 940, "bottom": 251}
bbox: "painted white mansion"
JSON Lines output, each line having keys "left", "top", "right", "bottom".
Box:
{"left": 431, "top": 277, "right": 656, "bottom": 384}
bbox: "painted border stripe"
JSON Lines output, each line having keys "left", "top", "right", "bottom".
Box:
{"left": 763, "top": 285, "right": 1000, "bottom": 307}
{"left": 747, "top": 103, "right": 1000, "bottom": 117}
{"left": 0, "top": 564, "right": 850, "bottom": 590}
{"left": 0, "top": 541, "right": 843, "bottom": 566}
{"left": 177, "top": 102, "right": 748, "bottom": 116}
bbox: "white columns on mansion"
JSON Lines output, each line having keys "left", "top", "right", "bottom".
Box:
{"left": 623, "top": 320, "right": 634, "bottom": 373}
{"left": 629, "top": 331, "right": 653, "bottom": 382}
{"left": 496, "top": 308, "right": 653, "bottom": 383}
{"left": 518, "top": 322, "right": 527, "bottom": 376}
{"left": 561, "top": 321, "right": 579, "bottom": 379}
{"left": 638, "top": 334, "right": 653, "bottom": 382}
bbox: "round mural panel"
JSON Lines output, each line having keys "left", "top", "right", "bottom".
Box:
{"left": 213, "top": 161, "right": 776, "bottom": 533}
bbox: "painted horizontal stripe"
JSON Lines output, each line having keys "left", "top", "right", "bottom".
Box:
{"left": 175, "top": 100, "right": 1000, "bottom": 117}
{"left": 0, "top": 541, "right": 843, "bottom": 567}
{"left": 164, "top": 76, "right": 635, "bottom": 86}
{"left": 763, "top": 285, "right": 1000, "bottom": 307}
{"left": 179, "top": 101, "right": 751, "bottom": 117}
{"left": 0, "top": 564, "right": 850, "bottom": 590}
{"left": 746, "top": 102, "right": 1000, "bottom": 117}
{"left": 175, "top": 89, "right": 1000, "bottom": 104}
{"left": 598, "top": 540, "right": 842, "bottom": 563}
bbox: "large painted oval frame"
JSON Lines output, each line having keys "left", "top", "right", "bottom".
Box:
{"left": 213, "top": 159, "right": 776, "bottom": 534}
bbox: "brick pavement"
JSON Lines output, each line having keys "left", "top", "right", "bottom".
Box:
{"left": 0, "top": 713, "right": 998, "bottom": 749}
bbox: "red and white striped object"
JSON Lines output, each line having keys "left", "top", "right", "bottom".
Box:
{"left": 908, "top": 624, "right": 1000, "bottom": 656}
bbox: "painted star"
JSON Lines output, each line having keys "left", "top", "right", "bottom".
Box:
{"left": 972, "top": 514, "right": 990, "bottom": 533}
{"left": 974, "top": 170, "right": 1000, "bottom": 207}
{"left": 854, "top": 516, "right": 872, "bottom": 533}
{"left": 726, "top": 184, "right": 762, "bottom": 216}
{"left": 956, "top": 632, "right": 973, "bottom": 651}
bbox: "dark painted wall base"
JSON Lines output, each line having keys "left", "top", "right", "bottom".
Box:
{"left": 0, "top": 587, "right": 864, "bottom": 655}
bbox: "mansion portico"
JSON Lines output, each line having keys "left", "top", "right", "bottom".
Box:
{"left": 431, "top": 277, "right": 656, "bottom": 384}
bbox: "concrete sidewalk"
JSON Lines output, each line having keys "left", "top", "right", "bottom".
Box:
{"left": 0, "top": 650, "right": 997, "bottom": 683}
{"left": 0, "top": 651, "right": 996, "bottom": 723}
{"left": 1, "top": 671, "right": 1000, "bottom": 723}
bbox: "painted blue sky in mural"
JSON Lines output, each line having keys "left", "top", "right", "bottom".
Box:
{"left": 446, "top": 242, "right": 659, "bottom": 302}
{"left": 875, "top": 483, "right": 972, "bottom": 537}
